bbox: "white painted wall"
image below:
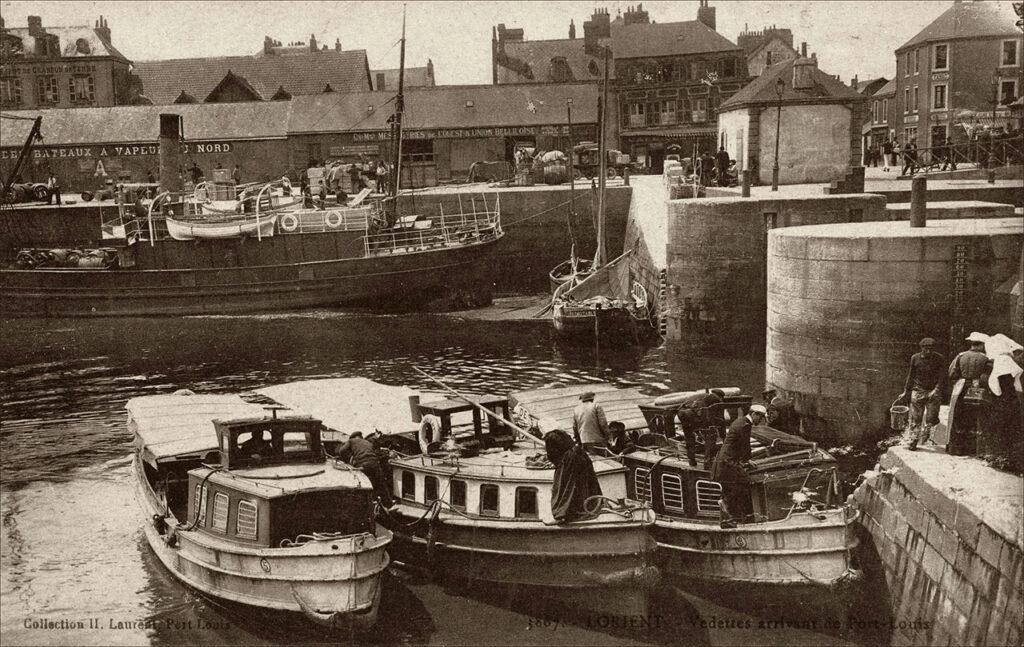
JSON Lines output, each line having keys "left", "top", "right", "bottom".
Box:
{"left": 717, "top": 109, "right": 749, "bottom": 173}
{"left": 757, "top": 103, "right": 852, "bottom": 185}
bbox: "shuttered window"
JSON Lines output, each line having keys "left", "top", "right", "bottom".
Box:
{"left": 193, "top": 484, "right": 208, "bottom": 525}
{"left": 634, "top": 467, "right": 652, "bottom": 502}
{"left": 236, "top": 501, "right": 258, "bottom": 539}
{"left": 661, "top": 474, "right": 685, "bottom": 511}
{"left": 695, "top": 479, "right": 722, "bottom": 515}
{"left": 211, "top": 492, "right": 229, "bottom": 532}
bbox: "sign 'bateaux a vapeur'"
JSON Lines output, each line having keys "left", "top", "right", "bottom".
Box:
{"left": 352, "top": 125, "right": 570, "bottom": 142}
{"left": 0, "top": 142, "right": 234, "bottom": 160}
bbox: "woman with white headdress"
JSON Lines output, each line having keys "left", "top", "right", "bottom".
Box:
{"left": 946, "top": 332, "right": 992, "bottom": 456}
{"left": 979, "top": 334, "right": 1024, "bottom": 471}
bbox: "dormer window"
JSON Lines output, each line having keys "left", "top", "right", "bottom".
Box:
{"left": 465, "top": 100, "right": 474, "bottom": 108}
{"left": 75, "top": 38, "right": 91, "bottom": 55}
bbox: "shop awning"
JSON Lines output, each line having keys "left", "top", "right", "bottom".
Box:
{"left": 620, "top": 128, "right": 716, "bottom": 139}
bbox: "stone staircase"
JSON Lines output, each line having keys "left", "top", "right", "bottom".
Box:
{"left": 824, "top": 165, "right": 865, "bottom": 195}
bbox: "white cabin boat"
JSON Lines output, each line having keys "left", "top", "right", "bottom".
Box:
{"left": 127, "top": 391, "right": 392, "bottom": 629}
{"left": 257, "top": 378, "right": 660, "bottom": 618}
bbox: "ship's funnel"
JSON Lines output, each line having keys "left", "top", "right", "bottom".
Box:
{"left": 158, "top": 114, "right": 184, "bottom": 193}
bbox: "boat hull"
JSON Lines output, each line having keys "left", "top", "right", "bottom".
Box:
{"left": 132, "top": 455, "right": 391, "bottom": 629}
{"left": 552, "top": 303, "right": 651, "bottom": 343}
{"left": 1, "top": 232, "right": 501, "bottom": 316}
{"left": 652, "top": 507, "right": 863, "bottom": 616}
{"left": 386, "top": 506, "right": 659, "bottom": 617}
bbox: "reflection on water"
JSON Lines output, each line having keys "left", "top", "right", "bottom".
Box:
{"left": 0, "top": 313, "right": 793, "bottom": 646}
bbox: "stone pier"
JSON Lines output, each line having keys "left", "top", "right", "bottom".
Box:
{"left": 851, "top": 447, "right": 1023, "bottom": 646}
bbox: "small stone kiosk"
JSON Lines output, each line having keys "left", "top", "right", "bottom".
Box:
{"left": 717, "top": 56, "right": 865, "bottom": 187}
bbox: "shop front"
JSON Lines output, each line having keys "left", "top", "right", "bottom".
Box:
{"left": 620, "top": 128, "right": 717, "bottom": 173}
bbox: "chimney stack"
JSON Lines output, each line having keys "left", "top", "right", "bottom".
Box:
{"left": 335, "top": 38, "right": 341, "bottom": 51}
{"left": 800, "top": 41, "right": 807, "bottom": 57}
{"left": 27, "top": 15, "right": 43, "bottom": 37}
{"left": 95, "top": 15, "right": 111, "bottom": 44}
{"left": 309, "top": 33, "right": 317, "bottom": 52}
{"left": 697, "top": 0, "right": 717, "bottom": 31}
{"left": 264, "top": 35, "right": 274, "bottom": 55}
{"left": 792, "top": 56, "right": 816, "bottom": 90}
{"left": 569, "top": 19, "right": 576, "bottom": 39}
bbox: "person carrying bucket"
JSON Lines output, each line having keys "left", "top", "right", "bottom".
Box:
{"left": 897, "top": 337, "right": 945, "bottom": 450}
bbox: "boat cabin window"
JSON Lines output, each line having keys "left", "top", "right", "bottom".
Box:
{"left": 515, "top": 487, "right": 539, "bottom": 519}
{"left": 215, "top": 419, "right": 324, "bottom": 470}
{"left": 424, "top": 476, "right": 439, "bottom": 503}
{"left": 211, "top": 492, "right": 229, "bottom": 532}
{"left": 401, "top": 471, "right": 416, "bottom": 501}
{"left": 633, "top": 467, "right": 652, "bottom": 502}
{"left": 480, "top": 484, "right": 500, "bottom": 517}
{"left": 661, "top": 473, "right": 685, "bottom": 512}
{"left": 236, "top": 500, "right": 258, "bottom": 539}
{"left": 450, "top": 479, "right": 467, "bottom": 511}
{"left": 695, "top": 479, "right": 722, "bottom": 516}
{"left": 193, "top": 484, "right": 208, "bottom": 525}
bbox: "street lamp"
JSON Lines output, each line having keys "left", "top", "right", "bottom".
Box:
{"left": 771, "top": 76, "right": 785, "bottom": 191}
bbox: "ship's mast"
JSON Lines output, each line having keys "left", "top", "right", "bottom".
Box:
{"left": 594, "top": 47, "right": 610, "bottom": 268}
{"left": 389, "top": 5, "right": 407, "bottom": 211}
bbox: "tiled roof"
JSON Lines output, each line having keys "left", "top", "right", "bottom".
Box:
{"left": 898, "top": 0, "right": 1020, "bottom": 51}
{"left": 497, "top": 38, "right": 612, "bottom": 83}
{"left": 0, "top": 102, "right": 291, "bottom": 144}
{"left": 132, "top": 50, "right": 371, "bottom": 104}
{"left": 287, "top": 83, "right": 600, "bottom": 134}
{"left": 872, "top": 79, "right": 897, "bottom": 97}
{"left": 720, "top": 58, "right": 862, "bottom": 111}
{"left": 2, "top": 25, "right": 129, "bottom": 63}
{"left": 610, "top": 20, "right": 741, "bottom": 59}
{"left": 856, "top": 77, "right": 889, "bottom": 96}
{"left": 745, "top": 35, "right": 797, "bottom": 61}
{"left": 371, "top": 66, "right": 434, "bottom": 91}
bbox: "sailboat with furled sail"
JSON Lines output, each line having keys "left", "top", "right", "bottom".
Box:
{"left": 550, "top": 50, "right": 655, "bottom": 344}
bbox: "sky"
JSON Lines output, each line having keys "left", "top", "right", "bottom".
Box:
{"left": 0, "top": 1, "right": 959, "bottom": 85}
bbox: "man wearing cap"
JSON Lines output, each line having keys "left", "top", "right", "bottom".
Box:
{"left": 712, "top": 404, "right": 765, "bottom": 528}
{"left": 900, "top": 337, "right": 945, "bottom": 450}
{"left": 573, "top": 391, "right": 610, "bottom": 451}
{"left": 946, "top": 332, "right": 992, "bottom": 456}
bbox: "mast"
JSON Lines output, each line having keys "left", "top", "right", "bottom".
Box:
{"left": 594, "top": 47, "right": 610, "bottom": 268}
{"left": 567, "top": 99, "right": 577, "bottom": 263}
{"left": 389, "top": 5, "right": 407, "bottom": 215}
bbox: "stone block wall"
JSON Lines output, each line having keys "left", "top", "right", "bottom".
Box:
{"left": 852, "top": 448, "right": 1023, "bottom": 647}
{"left": 663, "top": 193, "right": 886, "bottom": 352}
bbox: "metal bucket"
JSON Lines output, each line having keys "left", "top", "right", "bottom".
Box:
{"left": 889, "top": 405, "right": 909, "bottom": 431}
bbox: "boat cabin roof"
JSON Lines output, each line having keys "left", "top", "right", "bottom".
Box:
{"left": 391, "top": 442, "right": 626, "bottom": 483}
{"left": 127, "top": 392, "right": 268, "bottom": 466}
{"left": 511, "top": 383, "right": 651, "bottom": 433}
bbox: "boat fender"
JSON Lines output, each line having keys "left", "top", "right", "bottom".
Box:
{"left": 418, "top": 414, "right": 442, "bottom": 454}
{"left": 324, "top": 211, "right": 343, "bottom": 229}
{"left": 280, "top": 213, "right": 300, "bottom": 233}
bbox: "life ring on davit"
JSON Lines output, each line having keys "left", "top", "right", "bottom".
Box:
{"left": 324, "top": 211, "right": 343, "bottom": 229}
{"left": 280, "top": 213, "right": 299, "bottom": 232}
{"left": 419, "top": 414, "right": 442, "bottom": 454}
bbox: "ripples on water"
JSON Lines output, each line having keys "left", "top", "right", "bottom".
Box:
{"left": 0, "top": 312, "right": 769, "bottom": 646}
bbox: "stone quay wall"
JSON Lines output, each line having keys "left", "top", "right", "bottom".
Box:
{"left": 663, "top": 193, "right": 886, "bottom": 352}
{"left": 851, "top": 447, "right": 1023, "bottom": 647}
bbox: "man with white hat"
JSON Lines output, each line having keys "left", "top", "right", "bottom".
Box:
{"left": 573, "top": 391, "right": 610, "bottom": 451}
{"left": 712, "top": 403, "right": 766, "bottom": 528}
{"left": 946, "top": 332, "right": 992, "bottom": 456}
{"left": 900, "top": 337, "right": 945, "bottom": 450}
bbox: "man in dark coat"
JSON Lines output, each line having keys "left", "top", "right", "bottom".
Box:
{"left": 676, "top": 390, "right": 725, "bottom": 467}
{"left": 715, "top": 146, "right": 731, "bottom": 186}
{"left": 337, "top": 431, "right": 394, "bottom": 507}
{"left": 546, "top": 429, "right": 602, "bottom": 522}
{"left": 712, "top": 404, "right": 764, "bottom": 528}
{"left": 900, "top": 337, "right": 945, "bottom": 450}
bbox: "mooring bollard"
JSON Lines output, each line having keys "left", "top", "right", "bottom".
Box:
{"left": 910, "top": 175, "right": 927, "bottom": 227}
{"left": 741, "top": 170, "right": 751, "bottom": 198}
{"left": 623, "top": 166, "right": 630, "bottom": 187}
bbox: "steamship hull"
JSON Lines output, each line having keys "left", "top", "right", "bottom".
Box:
{"left": 0, "top": 230, "right": 501, "bottom": 317}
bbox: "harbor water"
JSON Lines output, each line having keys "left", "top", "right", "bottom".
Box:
{"left": 1, "top": 312, "right": 854, "bottom": 646}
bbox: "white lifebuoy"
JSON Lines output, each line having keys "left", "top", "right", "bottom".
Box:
{"left": 324, "top": 211, "right": 343, "bottom": 229}
{"left": 418, "top": 414, "right": 442, "bottom": 453}
{"left": 280, "top": 213, "right": 299, "bottom": 232}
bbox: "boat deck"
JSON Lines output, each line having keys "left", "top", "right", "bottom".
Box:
{"left": 510, "top": 383, "right": 653, "bottom": 434}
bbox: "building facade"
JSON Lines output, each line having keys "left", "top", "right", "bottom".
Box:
{"left": 893, "top": 0, "right": 1023, "bottom": 150}
{"left": 0, "top": 15, "right": 136, "bottom": 110}
{"left": 0, "top": 83, "right": 601, "bottom": 190}
{"left": 717, "top": 56, "right": 865, "bottom": 185}
{"left": 613, "top": 1, "right": 748, "bottom": 170}
{"left": 863, "top": 79, "right": 897, "bottom": 164}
